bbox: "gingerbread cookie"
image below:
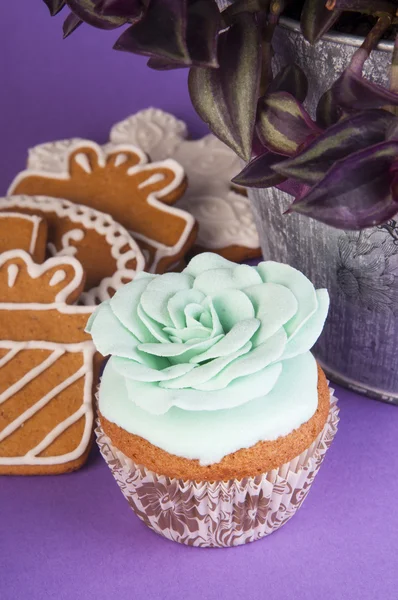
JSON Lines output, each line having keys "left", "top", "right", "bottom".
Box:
{"left": 9, "top": 141, "right": 197, "bottom": 273}
{"left": 0, "top": 212, "right": 47, "bottom": 263}
{"left": 0, "top": 249, "right": 96, "bottom": 475}
{"left": 0, "top": 195, "right": 145, "bottom": 305}
{"left": 110, "top": 108, "right": 261, "bottom": 262}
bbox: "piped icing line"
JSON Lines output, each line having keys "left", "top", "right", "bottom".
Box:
{"left": 0, "top": 195, "right": 146, "bottom": 304}
{"left": 0, "top": 341, "right": 95, "bottom": 466}
{"left": 48, "top": 229, "right": 85, "bottom": 258}
{"left": 0, "top": 212, "right": 43, "bottom": 255}
{"left": 0, "top": 249, "right": 84, "bottom": 303}
{"left": 0, "top": 347, "right": 20, "bottom": 368}
{"left": 49, "top": 270, "right": 67, "bottom": 287}
{"left": 7, "top": 264, "right": 18, "bottom": 287}
{"left": 0, "top": 348, "right": 65, "bottom": 405}
{"left": 9, "top": 140, "right": 195, "bottom": 274}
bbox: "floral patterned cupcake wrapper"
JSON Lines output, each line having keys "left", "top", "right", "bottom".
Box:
{"left": 95, "top": 388, "right": 339, "bottom": 548}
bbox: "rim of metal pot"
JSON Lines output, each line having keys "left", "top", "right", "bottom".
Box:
{"left": 279, "top": 16, "right": 393, "bottom": 53}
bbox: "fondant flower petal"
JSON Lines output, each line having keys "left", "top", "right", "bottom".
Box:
{"left": 86, "top": 301, "right": 142, "bottom": 361}
{"left": 140, "top": 272, "right": 194, "bottom": 326}
{"left": 190, "top": 318, "right": 260, "bottom": 363}
{"left": 126, "top": 362, "right": 283, "bottom": 414}
{"left": 281, "top": 289, "right": 330, "bottom": 359}
{"left": 137, "top": 303, "right": 169, "bottom": 343}
{"left": 244, "top": 282, "right": 298, "bottom": 346}
{"left": 183, "top": 252, "right": 237, "bottom": 277}
{"left": 138, "top": 334, "right": 224, "bottom": 358}
{"left": 163, "top": 325, "right": 211, "bottom": 342}
{"left": 112, "top": 356, "right": 194, "bottom": 382}
{"left": 160, "top": 342, "right": 252, "bottom": 389}
{"left": 257, "top": 261, "right": 318, "bottom": 337}
{"left": 212, "top": 289, "right": 255, "bottom": 331}
{"left": 193, "top": 265, "right": 262, "bottom": 295}
{"left": 195, "top": 328, "right": 287, "bottom": 390}
{"left": 109, "top": 275, "right": 156, "bottom": 343}
{"left": 167, "top": 289, "right": 206, "bottom": 328}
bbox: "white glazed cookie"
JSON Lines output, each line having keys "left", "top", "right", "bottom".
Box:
{"left": 9, "top": 140, "right": 197, "bottom": 274}
{"left": 0, "top": 249, "right": 97, "bottom": 475}
{"left": 110, "top": 108, "right": 261, "bottom": 261}
{"left": 0, "top": 195, "right": 146, "bottom": 305}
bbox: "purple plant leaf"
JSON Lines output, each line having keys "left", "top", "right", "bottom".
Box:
{"left": 184, "top": 0, "right": 220, "bottom": 68}
{"left": 43, "top": 0, "right": 66, "bottom": 15}
{"left": 316, "top": 88, "right": 343, "bottom": 128}
{"left": 66, "top": 0, "right": 129, "bottom": 29}
{"left": 290, "top": 141, "right": 398, "bottom": 229}
{"left": 144, "top": 0, "right": 220, "bottom": 69}
{"left": 63, "top": 11, "right": 83, "bottom": 37}
{"left": 97, "top": 0, "right": 147, "bottom": 19}
{"left": 267, "top": 64, "right": 308, "bottom": 102}
{"left": 231, "top": 151, "right": 286, "bottom": 188}
{"left": 300, "top": 0, "right": 341, "bottom": 44}
{"left": 334, "top": 68, "right": 398, "bottom": 112}
{"left": 189, "top": 12, "right": 261, "bottom": 161}
{"left": 275, "top": 109, "right": 397, "bottom": 184}
{"left": 114, "top": 0, "right": 191, "bottom": 65}
{"left": 256, "top": 91, "right": 321, "bottom": 156}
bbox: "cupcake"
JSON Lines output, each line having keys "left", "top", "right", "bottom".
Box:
{"left": 87, "top": 253, "right": 339, "bottom": 547}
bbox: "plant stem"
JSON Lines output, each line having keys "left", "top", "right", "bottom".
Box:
{"left": 259, "top": 0, "right": 285, "bottom": 96}
{"left": 349, "top": 13, "right": 392, "bottom": 74}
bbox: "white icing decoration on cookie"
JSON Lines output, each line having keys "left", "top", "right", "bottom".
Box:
{"left": 114, "top": 153, "right": 128, "bottom": 167}
{"left": 48, "top": 229, "right": 85, "bottom": 258}
{"left": 74, "top": 152, "right": 92, "bottom": 174}
{"left": 49, "top": 270, "right": 67, "bottom": 287}
{"left": 137, "top": 173, "right": 165, "bottom": 188}
{"left": 0, "top": 341, "right": 95, "bottom": 466}
{"left": 7, "top": 264, "right": 18, "bottom": 287}
{"left": 110, "top": 109, "right": 260, "bottom": 252}
{"left": 0, "top": 212, "right": 43, "bottom": 255}
{"left": 0, "top": 196, "right": 145, "bottom": 304}
{"left": 8, "top": 139, "right": 195, "bottom": 274}
{"left": 0, "top": 250, "right": 83, "bottom": 303}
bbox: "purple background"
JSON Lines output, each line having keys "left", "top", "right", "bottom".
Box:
{"left": 1, "top": 3, "right": 398, "bottom": 599}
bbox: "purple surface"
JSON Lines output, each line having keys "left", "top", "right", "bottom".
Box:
{"left": 1, "top": 3, "right": 398, "bottom": 599}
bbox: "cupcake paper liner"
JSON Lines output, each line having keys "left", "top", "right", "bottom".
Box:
{"left": 95, "top": 387, "right": 339, "bottom": 548}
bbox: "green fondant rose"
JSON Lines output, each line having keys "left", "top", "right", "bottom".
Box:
{"left": 87, "top": 253, "right": 329, "bottom": 415}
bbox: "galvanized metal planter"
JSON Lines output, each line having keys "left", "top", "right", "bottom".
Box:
{"left": 248, "top": 17, "right": 398, "bottom": 403}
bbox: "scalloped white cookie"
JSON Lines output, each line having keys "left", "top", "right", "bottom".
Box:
{"left": 110, "top": 108, "right": 261, "bottom": 261}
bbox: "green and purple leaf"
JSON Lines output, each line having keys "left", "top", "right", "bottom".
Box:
{"left": 43, "top": 0, "right": 66, "bottom": 15}
{"left": 146, "top": 1, "right": 220, "bottom": 70}
{"left": 189, "top": 12, "right": 261, "bottom": 161}
{"left": 267, "top": 64, "right": 308, "bottom": 102}
{"left": 66, "top": 0, "right": 131, "bottom": 29}
{"left": 63, "top": 11, "right": 83, "bottom": 37}
{"left": 290, "top": 141, "right": 398, "bottom": 229}
{"left": 300, "top": 0, "right": 341, "bottom": 44}
{"left": 114, "top": 0, "right": 190, "bottom": 64}
{"left": 232, "top": 151, "right": 286, "bottom": 188}
{"left": 97, "top": 0, "right": 148, "bottom": 19}
{"left": 275, "top": 109, "right": 397, "bottom": 184}
{"left": 256, "top": 91, "right": 321, "bottom": 156}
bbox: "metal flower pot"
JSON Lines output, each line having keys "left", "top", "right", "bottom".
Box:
{"left": 248, "top": 17, "right": 397, "bottom": 403}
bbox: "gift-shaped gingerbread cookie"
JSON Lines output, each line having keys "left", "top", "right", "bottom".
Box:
{"left": 0, "top": 250, "right": 96, "bottom": 475}
{"left": 9, "top": 141, "right": 197, "bottom": 273}
{"left": 0, "top": 211, "right": 47, "bottom": 262}
{"left": 0, "top": 195, "right": 146, "bottom": 305}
